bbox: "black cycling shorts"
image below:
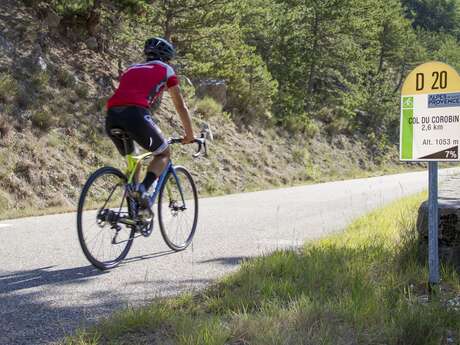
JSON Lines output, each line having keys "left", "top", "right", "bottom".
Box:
{"left": 105, "top": 106, "right": 168, "bottom": 156}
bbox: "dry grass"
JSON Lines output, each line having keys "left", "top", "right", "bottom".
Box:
{"left": 0, "top": 0, "right": 422, "bottom": 221}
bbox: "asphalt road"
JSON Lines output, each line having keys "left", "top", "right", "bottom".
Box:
{"left": 1, "top": 169, "right": 458, "bottom": 345}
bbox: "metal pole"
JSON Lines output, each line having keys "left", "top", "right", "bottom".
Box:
{"left": 428, "top": 162, "right": 439, "bottom": 290}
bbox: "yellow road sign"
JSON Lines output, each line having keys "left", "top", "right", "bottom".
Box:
{"left": 400, "top": 61, "right": 460, "bottom": 161}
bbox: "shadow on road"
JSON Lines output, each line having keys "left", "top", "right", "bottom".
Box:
{"left": 123, "top": 250, "right": 175, "bottom": 264}
{"left": 0, "top": 250, "right": 181, "bottom": 294}
{"left": 0, "top": 282, "right": 127, "bottom": 345}
{"left": 0, "top": 265, "right": 106, "bottom": 294}
{"left": 198, "top": 256, "right": 250, "bottom": 266}
{"left": 0, "top": 249, "right": 199, "bottom": 345}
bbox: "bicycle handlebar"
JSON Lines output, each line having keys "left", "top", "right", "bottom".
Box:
{"left": 168, "top": 132, "right": 208, "bottom": 158}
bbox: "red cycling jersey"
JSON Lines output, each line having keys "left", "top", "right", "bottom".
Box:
{"left": 107, "top": 60, "right": 179, "bottom": 110}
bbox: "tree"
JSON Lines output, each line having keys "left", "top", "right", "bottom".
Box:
{"left": 401, "top": 0, "right": 460, "bottom": 36}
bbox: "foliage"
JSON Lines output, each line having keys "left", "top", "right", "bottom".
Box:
{"left": 31, "top": 109, "right": 56, "bottom": 130}
{"left": 51, "top": 0, "right": 96, "bottom": 16}
{"left": 28, "top": 0, "right": 460, "bottom": 150}
{"left": 0, "top": 73, "right": 18, "bottom": 103}
{"left": 401, "top": 0, "right": 460, "bottom": 36}
{"left": 57, "top": 68, "right": 75, "bottom": 88}
{"left": 145, "top": 0, "right": 277, "bottom": 120}
{"left": 194, "top": 97, "right": 223, "bottom": 119}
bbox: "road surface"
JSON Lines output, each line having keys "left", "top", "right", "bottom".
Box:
{"left": 0, "top": 169, "right": 458, "bottom": 344}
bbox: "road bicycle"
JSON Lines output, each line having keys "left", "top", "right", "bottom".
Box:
{"left": 77, "top": 128, "right": 208, "bottom": 270}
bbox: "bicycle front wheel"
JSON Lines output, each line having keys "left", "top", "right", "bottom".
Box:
{"left": 158, "top": 166, "right": 198, "bottom": 251}
{"left": 77, "top": 167, "right": 135, "bottom": 270}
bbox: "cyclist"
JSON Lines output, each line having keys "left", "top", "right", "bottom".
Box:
{"left": 105, "top": 37, "right": 195, "bottom": 212}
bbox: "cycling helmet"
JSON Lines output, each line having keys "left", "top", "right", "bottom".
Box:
{"left": 144, "top": 37, "right": 176, "bottom": 62}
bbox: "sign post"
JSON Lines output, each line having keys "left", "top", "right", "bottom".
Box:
{"left": 428, "top": 161, "right": 439, "bottom": 288}
{"left": 400, "top": 61, "right": 460, "bottom": 291}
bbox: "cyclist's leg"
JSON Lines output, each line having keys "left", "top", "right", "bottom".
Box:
{"left": 119, "top": 107, "right": 170, "bottom": 190}
{"left": 105, "top": 107, "right": 135, "bottom": 156}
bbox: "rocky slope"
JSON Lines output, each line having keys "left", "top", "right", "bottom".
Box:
{"left": 0, "top": 0, "right": 405, "bottom": 218}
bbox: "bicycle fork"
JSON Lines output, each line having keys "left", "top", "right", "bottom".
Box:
{"left": 161, "top": 163, "right": 187, "bottom": 211}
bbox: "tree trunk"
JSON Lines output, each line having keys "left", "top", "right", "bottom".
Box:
{"left": 377, "top": 23, "right": 389, "bottom": 75}
{"left": 306, "top": 8, "right": 320, "bottom": 111}
{"left": 163, "top": 4, "right": 174, "bottom": 40}
{"left": 87, "top": 0, "right": 102, "bottom": 36}
{"left": 393, "top": 63, "right": 406, "bottom": 94}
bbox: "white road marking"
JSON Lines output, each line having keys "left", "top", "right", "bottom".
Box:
{"left": 0, "top": 224, "right": 11, "bottom": 228}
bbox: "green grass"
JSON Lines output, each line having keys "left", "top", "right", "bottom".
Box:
{"left": 62, "top": 193, "right": 460, "bottom": 345}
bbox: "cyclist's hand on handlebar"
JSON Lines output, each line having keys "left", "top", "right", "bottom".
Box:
{"left": 182, "top": 134, "right": 195, "bottom": 144}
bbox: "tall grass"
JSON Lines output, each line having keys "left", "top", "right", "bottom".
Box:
{"left": 63, "top": 193, "right": 460, "bottom": 345}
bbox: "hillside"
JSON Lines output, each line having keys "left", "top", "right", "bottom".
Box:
{"left": 0, "top": 0, "right": 438, "bottom": 218}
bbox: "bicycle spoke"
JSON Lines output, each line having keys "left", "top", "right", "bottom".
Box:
{"left": 158, "top": 167, "right": 198, "bottom": 251}
{"left": 77, "top": 167, "right": 135, "bottom": 270}
{"left": 85, "top": 227, "right": 104, "bottom": 246}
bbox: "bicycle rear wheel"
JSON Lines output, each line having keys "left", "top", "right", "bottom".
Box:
{"left": 77, "top": 167, "right": 136, "bottom": 270}
{"left": 158, "top": 166, "right": 198, "bottom": 251}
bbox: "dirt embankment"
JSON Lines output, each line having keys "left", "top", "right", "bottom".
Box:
{"left": 0, "top": 0, "right": 403, "bottom": 218}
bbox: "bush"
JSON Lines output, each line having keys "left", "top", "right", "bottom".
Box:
{"left": 31, "top": 110, "right": 56, "bottom": 130}
{"left": 15, "top": 87, "right": 33, "bottom": 109}
{"left": 75, "top": 83, "right": 89, "bottom": 98}
{"left": 51, "top": 0, "right": 95, "bottom": 17}
{"left": 30, "top": 71, "right": 50, "bottom": 90}
{"left": 292, "top": 147, "right": 309, "bottom": 164}
{"left": 324, "top": 117, "right": 350, "bottom": 136}
{"left": 0, "top": 115, "right": 12, "bottom": 139}
{"left": 57, "top": 68, "right": 75, "bottom": 88}
{"left": 0, "top": 73, "right": 18, "bottom": 103}
{"left": 194, "top": 97, "right": 223, "bottom": 119}
{"left": 282, "top": 113, "right": 319, "bottom": 137}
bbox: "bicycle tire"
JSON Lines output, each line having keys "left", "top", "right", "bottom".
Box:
{"left": 77, "top": 166, "right": 135, "bottom": 270}
{"left": 158, "top": 166, "right": 198, "bottom": 251}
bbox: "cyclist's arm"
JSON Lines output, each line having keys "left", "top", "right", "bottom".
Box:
{"left": 168, "top": 85, "right": 195, "bottom": 143}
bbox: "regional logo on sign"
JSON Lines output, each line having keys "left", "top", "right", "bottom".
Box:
{"left": 428, "top": 93, "right": 460, "bottom": 108}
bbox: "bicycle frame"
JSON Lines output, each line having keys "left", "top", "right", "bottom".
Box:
{"left": 124, "top": 153, "right": 187, "bottom": 208}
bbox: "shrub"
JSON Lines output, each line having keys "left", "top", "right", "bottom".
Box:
{"left": 324, "top": 117, "right": 350, "bottom": 137}
{"left": 0, "top": 190, "right": 13, "bottom": 213}
{"left": 30, "top": 71, "right": 50, "bottom": 91}
{"left": 31, "top": 110, "right": 56, "bottom": 130}
{"left": 194, "top": 97, "right": 223, "bottom": 119}
{"left": 0, "top": 115, "right": 12, "bottom": 138}
{"left": 292, "top": 147, "right": 309, "bottom": 164}
{"left": 57, "top": 68, "right": 75, "bottom": 88}
{"left": 15, "top": 87, "right": 33, "bottom": 109}
{"left": 0, "top": 73, "right": 18, "bottom": 103}
{"left": 75, "top": 83, "right": 89, "bottom": 98}
{"left": 47, "top": 132, "right": 61, "bottom": 148}
{"left": 52, "top": 0, "right": 95, "bottom": 17}
{"left": 282, "top": 113, "right": 319, "bottom": 137}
